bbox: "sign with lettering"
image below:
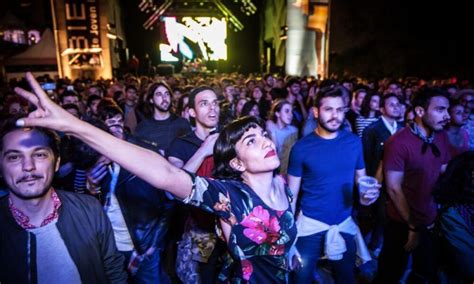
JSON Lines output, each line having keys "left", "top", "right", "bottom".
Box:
{"left": 64, "top": 0, "right": 102, "bottom": 66}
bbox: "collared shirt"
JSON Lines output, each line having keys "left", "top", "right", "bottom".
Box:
{"left": 381, "top": 115, "right": 398, "bottom": 135}
{"left": 9, "top": 189, "right": 62, "bottom": 229}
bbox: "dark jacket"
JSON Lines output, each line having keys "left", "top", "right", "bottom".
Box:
{"left": 0, "top": 190, "right": 127, "bottom": 284}
{"left": 361, "top": 118, "right": 403, "bottom": 176}
{"left": 100, "top": 167, "right": 175, "bottom": 254}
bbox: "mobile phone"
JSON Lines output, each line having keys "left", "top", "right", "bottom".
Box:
{"left": 41, "top": 82, "right": 56, "bottom": 91}
{"left": 66, "top": 85, "right": 74, "bottom": 91}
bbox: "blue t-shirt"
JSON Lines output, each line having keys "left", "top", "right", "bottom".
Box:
{"left": 288, "top": 130, "right": 365, "bottom": 225}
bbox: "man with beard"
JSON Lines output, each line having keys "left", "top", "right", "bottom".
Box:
{"left": 0, "top": 118, "right": 127, "bottom": 283}
{"left": 135, "top": 82, "right": 191, "bottom": 155}
{"left": 167, "top": 86, "right": 222, "bottom": 283}
{"left": 288, "top": 87, "right": 379, "bottom": 283}
{"left": 375, "top": 88, "right": 451, "bottom": 284}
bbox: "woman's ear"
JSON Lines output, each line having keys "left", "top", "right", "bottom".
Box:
{"left": 229, "top": 157, "right": 246, "bottom": 172}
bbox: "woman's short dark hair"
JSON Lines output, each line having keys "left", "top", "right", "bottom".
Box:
{"left": 360, "top": 92, "right": 381, "bottom": 117}
{"left": 213, "top": 116, "right": 265, "bottom": 179}
{"left": 241, "top": 100, "right": 259, "bottom": 117}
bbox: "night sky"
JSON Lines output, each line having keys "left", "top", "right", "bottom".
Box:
{"left": 1, "top": 0, "right": 474, "bottom": 79}
{"left": 330, "top": 0, "right": 474, "bottom": 79}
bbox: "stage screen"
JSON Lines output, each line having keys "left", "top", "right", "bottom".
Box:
{"left": 160, "top": 17, "right": 227, "bottom": 62}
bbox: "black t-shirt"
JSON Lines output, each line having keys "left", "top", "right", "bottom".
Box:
{"left": 167, "top": 131, "right": 203, "bottom": 163}
{"left": 135, "top": 114, "right": 191, "bottom": 154}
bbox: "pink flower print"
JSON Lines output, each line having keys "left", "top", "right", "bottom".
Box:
{"left": 269, "top": 244, "right": 285, "bottom": 256}
{"left": 241, "top": 205, "right": 281, "bottom": 245}
{"left": 241, "top": 259, "right": 253, "bottom": 281}
{"left": 276, "top": 210, "right": 285, "bottom": 218}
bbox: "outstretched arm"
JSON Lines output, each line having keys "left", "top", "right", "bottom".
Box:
{"left": 15, "top": 72, "right": 192, "bottom": 199}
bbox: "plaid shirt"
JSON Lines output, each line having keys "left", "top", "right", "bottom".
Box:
{"left": 9, "top": 189, "right": 61, "bottom": 229}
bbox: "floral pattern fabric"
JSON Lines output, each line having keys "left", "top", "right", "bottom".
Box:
{"left": 183, "top": 177, "right": 297, "bottom": 283}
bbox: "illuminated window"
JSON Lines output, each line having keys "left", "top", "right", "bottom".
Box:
{"left": 160, "top": 17, "right": 227, "bottom": 62}
{"left": 3, "top": 29, "right": 26, "bottom": 44}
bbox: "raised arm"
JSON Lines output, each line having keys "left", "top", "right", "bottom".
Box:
{"left": 15, "top": 73, "right": 192, "bottom": 199}
{"left": 182, "top": 133, "right": 218, "bottom": 173}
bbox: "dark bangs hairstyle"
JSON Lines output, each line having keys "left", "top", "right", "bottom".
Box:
{"left": 213, "top": 116, "right": 266, "bottom": 179}
{"left": 360, "top": 92, "right": 382, "bottom": 118}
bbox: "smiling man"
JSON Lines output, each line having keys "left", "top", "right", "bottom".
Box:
{"left": 0, "top": 118, "right": 127, "bottom": 283}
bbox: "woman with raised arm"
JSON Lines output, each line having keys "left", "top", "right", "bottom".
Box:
{"left": 15, "top": 73, "right": 297, "bottom": 283}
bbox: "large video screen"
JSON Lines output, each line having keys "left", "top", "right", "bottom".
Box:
{"left": 160, "top": 17, "right": 227, "bottom": 62}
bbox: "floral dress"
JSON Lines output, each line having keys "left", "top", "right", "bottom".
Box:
{"left": 182, "top": 175, "right": 297, "bottom": 283}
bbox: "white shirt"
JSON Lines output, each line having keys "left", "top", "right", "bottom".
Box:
{"left": 295, "top": 213, "right": 371, "bottom": 263}
{"left": 105, "top": 163, "right": 134, "bottom": 252}
{"left": 381, "top": 115, "right": 398, "bottom": 135}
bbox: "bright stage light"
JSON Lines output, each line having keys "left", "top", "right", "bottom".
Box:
{"left": 160, "top": 17, "right": 227, "bottom": 62}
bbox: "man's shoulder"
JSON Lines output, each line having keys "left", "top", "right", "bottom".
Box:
{"left": 287, "top": 125, "right": 299, "bottom": 134}
{"left": 171, "top": 131, "right": 201, "bottom": 148}
{"left": 167, "top": 132, "right": 200, "bottom": 160}
{"left": 293, "top": 132, "right": 316, "bottom": 148}
{"left": 363, "top": 118, "right": 384, "bottom": 132}
{"left": 135, "top": 118, "right": 154, "bottom": 130}
{"left": 385, "top": 127, "right": 415, "bottom": 153}
{"left": 56, "top": 190, "right": 102, "bottom": 212}
{"left": 339, "top": 129, "right": 362, "bottom": 143}
{"left": 169, "top": 114, "right": 190, "bottom": 125}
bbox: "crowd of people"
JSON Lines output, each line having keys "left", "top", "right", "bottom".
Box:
{"left": 0, "top": 70, "right": 473, "bottom": 283}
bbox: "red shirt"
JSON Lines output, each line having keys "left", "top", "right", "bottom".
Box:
{"left": 384, "top": 128, "right": 451, "bottom": 226}
{"left": 9, "top": 190, "right": 62, "bottom": 229}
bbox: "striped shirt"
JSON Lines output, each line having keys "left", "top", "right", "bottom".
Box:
{"left": 355, "top": 116, "right": 379, "bottom": 137}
